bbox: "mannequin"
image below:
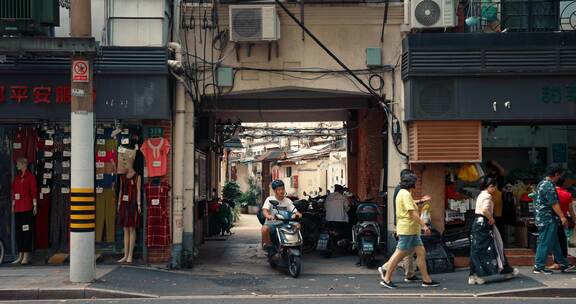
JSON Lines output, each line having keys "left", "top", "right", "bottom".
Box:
{"left": 11, "top": 157, "right": 38, "bottom": 265}
{"left": 117, "top": 164, "right": 141, "bottom": 263}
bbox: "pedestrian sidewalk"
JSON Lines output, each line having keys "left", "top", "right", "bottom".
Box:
{"left": 1, "top": 264, "right": 575, "bottom": 301}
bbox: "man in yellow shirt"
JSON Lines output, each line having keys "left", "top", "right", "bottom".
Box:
{"left": 379, "top": 173, "right": 439, "bottom": 289}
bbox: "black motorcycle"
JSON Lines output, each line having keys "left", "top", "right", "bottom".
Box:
{"left": 296, "top": 196, "right": 325, "bottom": 253}
{"left": 352, "top": 202, "right": 381, "bottom": 266}
{"left": 317, "top": 221, "right": 352, "bottom": 258}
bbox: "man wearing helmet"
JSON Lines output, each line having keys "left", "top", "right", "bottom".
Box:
{"left": 261, "top": 179, "right": 302, "bottom": 250}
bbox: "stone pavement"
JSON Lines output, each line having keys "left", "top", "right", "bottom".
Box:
{"left": 0, "top": 214, "right": 575, "bottom": 301}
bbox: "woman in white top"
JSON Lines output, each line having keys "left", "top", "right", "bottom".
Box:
{"left": 469, "top": 177, "right": 518, "bottom": 285}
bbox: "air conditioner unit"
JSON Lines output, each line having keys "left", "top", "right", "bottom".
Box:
{"left": 229, "top": 5, "right": 280, "bottom": 42}
{"left": 410, "top": 0, "right": 457, "bottom": 29}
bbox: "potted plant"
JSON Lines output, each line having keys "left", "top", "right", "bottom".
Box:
{"left": 238, "top": 177, "right": 262, "bottom": 215}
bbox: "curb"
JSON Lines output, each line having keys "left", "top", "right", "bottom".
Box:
{"left": 0, "top": 288, "right": 156, "bottom": 301}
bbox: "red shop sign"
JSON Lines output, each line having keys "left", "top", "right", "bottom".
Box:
{"left": 0, "top": 85, "right": 96, "bottom": 104}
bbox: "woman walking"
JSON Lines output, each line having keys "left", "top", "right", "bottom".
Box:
{"left": 379, "top": 173, "right": 439, "bottom": 289}
{"left": 469, "top": 177, "right": 519, "bottom": 284}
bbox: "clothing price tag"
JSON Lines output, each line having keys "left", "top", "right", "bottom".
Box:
{"left": 46, "top": 129, "right": 55, "bottom": 135}
{"left": 12, "top": 142, "right": 22, "bottom": 149}
{"left": 122, "top": 195, "right": 129, "bottom": 202}
{"left": 22, "top": 225, "right": 30, "bottom": 232}
{"left": 96, "top": 187, "right": 104, "bottom": 194}
{"left": 63, "top": 138, "right": 71, "bottom": 145}
{"left": 43, "top": 173, "right": 52, "bottom": 179}
{"left": 121, "top": 138, "right": 130, "bottom": 145}
{"left": 63, "top": 151, "right": 71, "bottom": 157}
{"left": 45, "top": 139, "right": 54, "bottom": 146}
{"left": 44, "top": 151, "right": 53, "bottom": 158}
{"left": 152, "top": 199, "right": 160, "bottom": 206}
{"left": 96, "top": 128, "right": 105, "bottom": 135}
{"left": 62, "top": 174, "right": 70, "bottom": 181}
{"left": 96, "top": 174, "right": 104, "bottom": 180}
{"left": 40, "top": 193, "right": 44, "bottom": 200}
{"left": 152, "top": 161, "right": 162, "bottom": 168}
{"left": 98, "top": 151, "right": 107, "bottom": 157}
{"left": 14, "top": 193, "right": 21, "bottom": 200}
{"left": 41, "top": 187, "right": 50, "bottom": 194}
{"left": 96, "top": 162, "right": 105, "bottom": 169}
{"left": 97, "top": 139, "right": 106, "bottom": 145}
{"left": 62, "top": 188, "right": 70, "bottom": 194}
{"left": 122, "top": 129, "right": 129, "bottom": 135}
{"left": 118, "top": 146, "right": 127, "bottom": 153}
{"left": 44, "top": 162, "right": 53, "bottom": 169}
{"left": 62, "top": 161, "right": 70, "bottom": 168}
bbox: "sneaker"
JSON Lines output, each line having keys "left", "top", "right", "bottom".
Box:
{"left": 377, "top": 266, "right": 387, "bottom": 281}
{"left": 533, "top": 268, "right": 554, "bottom": 275}
{"left": 560, "top": 264, "right": 576, "bottom": 273}
{"left": 468, "top": 275, "right": 484, "bottom": 285}
{"left": 404, "top": 275, "right": 421, "bottom": 283}
{"left": 379, "top": 280, "right": 398, "bottom": 289}
{"left": 422, "top": 280, "right": 440, "bottom": 287}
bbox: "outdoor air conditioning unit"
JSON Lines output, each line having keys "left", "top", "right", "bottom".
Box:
{"left": 410, "top": 0, "right": 457, "bottom": 29}
{"left": 229, "top": 5, "right": 280, "bottom": 42}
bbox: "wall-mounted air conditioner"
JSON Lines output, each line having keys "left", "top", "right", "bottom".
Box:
{"left": 410, "top": 0, "right": 457, "bottom": 29}
{"left": 229, "top": 5, "right": 280, "bottom": 42}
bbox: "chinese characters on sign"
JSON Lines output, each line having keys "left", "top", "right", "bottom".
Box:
{"left": 0, "top": 85, "right": 96, "bottom": 104}
{"left": 541, "top": 84, "right": 576, "bottom": 104}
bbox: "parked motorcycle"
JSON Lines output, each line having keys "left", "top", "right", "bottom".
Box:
{"left": 266, "top": 200, "right": 303, "bottom": 278}
{"left": 352, "top": 201, "right": 381, "bottom": 266}
{"left": 317, "top": 221, "right": 352, "bottom": 258}
{"left": 296, "top": 197, "right": 325, "bottom": 254}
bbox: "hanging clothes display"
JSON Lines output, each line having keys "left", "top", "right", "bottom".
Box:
{"left": 34, "top": 127, "right": 55, "bottom": 249}
{"left": 145, "top": 181, "right": 171, "bottom": 247}
{"left": 118, "top": 173, "right": 141, "bottom": 228}
{"left": 49, "top": 129, "right": 71, "bottom": 251}
{"left": 96, "top": 188, "right": 116, "bottom": 242}
{"left": 140, "top": 138, "right": 171, "bottom": 177}
{"left": 12, "top": 127, "right": 37, "bottom": 164}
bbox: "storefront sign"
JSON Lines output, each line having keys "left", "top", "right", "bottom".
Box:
{"left": 0, "top": 85, "right": 94, "bottom": 104}
{"left": 0, "top": 74, "right": 170, "bottom": 120}
{"left": 541, "top": 84, "right": 576, "bottom": 104}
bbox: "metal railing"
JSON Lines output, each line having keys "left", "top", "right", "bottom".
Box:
{"left": 465, "top": 0, "right": 576, "bottom": 32}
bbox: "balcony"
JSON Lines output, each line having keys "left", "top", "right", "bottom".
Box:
{"left": 464, "top": 0, "right": 576, "bottom": 32}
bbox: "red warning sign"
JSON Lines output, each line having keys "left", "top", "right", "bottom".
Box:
{"left": 72, "top": 60, "right": 89, "bottom": 83}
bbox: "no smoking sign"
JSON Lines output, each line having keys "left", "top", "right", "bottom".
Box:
{"left": 72, "top": 60, "right": 89, "bottom": 82}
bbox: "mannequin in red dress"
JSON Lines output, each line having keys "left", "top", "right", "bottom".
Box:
{"left": 11, "top": 158, "right": 38, "bottom": 265}
{"left": 117, "top": 165, "right": 141, "bottom": 263}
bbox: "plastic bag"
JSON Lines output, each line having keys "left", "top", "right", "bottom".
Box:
{"left": 458, "top": 164, "right": 480, "bottom": 182}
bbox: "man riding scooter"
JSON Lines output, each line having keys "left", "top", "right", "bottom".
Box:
{"left": 261, "top": 180, "right": 302, "bottom": 255}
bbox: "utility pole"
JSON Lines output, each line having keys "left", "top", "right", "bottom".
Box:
{"left": 69, "top": 0, "right": 96, "bottom": 283}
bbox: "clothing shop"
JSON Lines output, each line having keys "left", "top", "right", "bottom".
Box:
{"left": 0, "top": 47, "right": 174, "bottom": 264}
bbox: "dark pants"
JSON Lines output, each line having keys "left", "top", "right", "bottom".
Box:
{"left": 15, "top": 210, "right": 34, "bottom": 252}
{"left": 554, "top": 224, "right": 568, "bottom": 264}
{"left": 535, "top": 223, "right": 568, "bottom": 269}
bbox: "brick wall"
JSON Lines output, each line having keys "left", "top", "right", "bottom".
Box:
{"left": 354, "top": 108, "right": 385, "bottom": 201}
{"left": 142, "top": 120, "right": 173, "bottom": 264}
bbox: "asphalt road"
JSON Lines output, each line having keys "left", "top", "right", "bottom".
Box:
{"left": 7, "top": 297, "right": 576, "bottom": 304}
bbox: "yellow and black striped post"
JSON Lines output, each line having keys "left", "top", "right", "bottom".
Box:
{"left": 70, "top": 188, "right": 95, "bottom": 232}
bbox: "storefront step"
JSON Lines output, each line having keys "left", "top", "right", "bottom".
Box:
{"left": 454, "top": 254, "right": 576, "bottom": 268}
